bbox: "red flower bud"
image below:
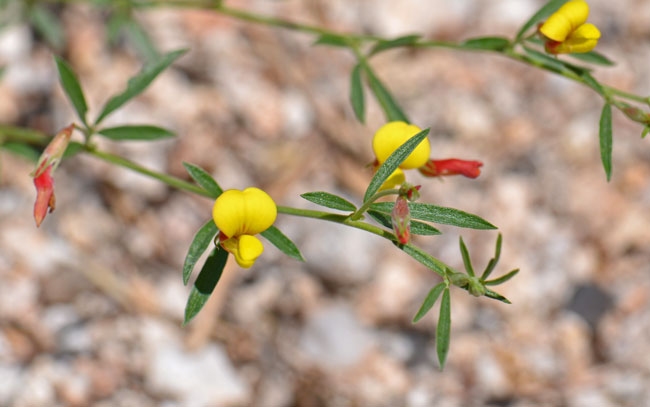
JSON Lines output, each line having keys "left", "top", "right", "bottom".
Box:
{"left": 418, "top": 158, "right": 483, "bottom": 178}
{"left": 391, "top": 196, "right": 411, "bottom": 245}
{"left": 31, "top": 124, "right": 73, "bottom": 227}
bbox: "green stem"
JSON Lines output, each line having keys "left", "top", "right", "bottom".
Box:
{"left": 349, "top": 188, "right": 399, "bottom": 220}
{"left": 84, "top": 147, "right": 212, "bottom": 198}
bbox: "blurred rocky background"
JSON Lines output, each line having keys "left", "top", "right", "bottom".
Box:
{"left": 1, "top": 0, "right": 649, "bottom": 406}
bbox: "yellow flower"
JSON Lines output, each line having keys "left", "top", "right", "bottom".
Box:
{"left": 212, "top": 188, "right": 277, "bottom": 268}
{"left": 540, "top": 0, "right": 600, "bottom": 54}
{"left": 373, "top": 122, "right": 430, "bottom": 169}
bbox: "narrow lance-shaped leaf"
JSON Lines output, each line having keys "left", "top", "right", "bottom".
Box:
{"left": 260, "top": 225, "right": 305, "bottom": 262}
{"left": 98, "top": 125, "right": 175, "bottom": 141}
{"left": 515, "top": 0, "right": 566, "bottom": 42}
{"left": 480, "top": 233, "right": 502, "bottom": 280}
{"left": 363, "top": 63, "right": 410, "bottom": 123}
{"left": 369, "top": 34, "right": 421, "bottom": 56}
{"left": 642, "top": 126, "right": 650, "bottom": 139}
{"left": 123, "top": 19, "right": 160, "bottom": 64}
{"left": 95, "top": 48, "right": 187, "bottom": 125}
{"left": 599, "top": 103, "right": 613, "bottom": 181}
{"left": 1, "top": 143, "right": 40, "bottom": 162}
{"left": 183, "top": 246, "right": 229, "bottom": 325}
{"left": 54, "top": 56, "right": 88, "bottom": 125}
{"left": 301, "top": 191, "right": 356, "bottom": 211}
{"left": 484, "top": 288, "right": 512, "bottom": 304}
{"left": 370, "top": 202, "right": 496, "bottom": 230}
{"left": 459, "top": 237, "right": 474, "bottom": 277}
{"left": 182, "top": 162, "right": 223, "bottom": 198}
{"left": 461, "top": 36, "right": 510, "bottom": 51}
{"left": 523, "top": 46, "right": 586, "bottom": 75}
{"left": 313, "top": 34, "right": 351, "bottom": 48}
{"left": 182, "top": 219, "right": 218, "bottom": 285}
{"left": 412, "top": 282, "right": 445, "bottom": 323}
{"left": 367, "top": 210, "right": 441, "bottom": 236}
{"left": 350, "top": 64, "right": 365, "bottom": 123}
{"left": 363, "top": 129, "right": 429, "bottom": 202}
{"left": 485, "top": 269, "right": 520, "bottom": 286}
{"left": 400, "top": 244, "right": 446, "bottom": 277}
{"left": 436, "top": 288, "right": 451, "bottom": 370}
{"left": 569, "top": 50, "right": 615, "bottom": 66}
{"left": 30, "top": 5, "right": 65, "bottom": 50}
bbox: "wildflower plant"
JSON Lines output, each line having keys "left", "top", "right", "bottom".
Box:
{"left": 2, "top": 0, "right": 650, "bottom": 370}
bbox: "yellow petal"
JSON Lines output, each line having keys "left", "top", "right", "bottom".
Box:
{"left": 554, "top": 24, "right": 600, "bottom": 53}
{"left": 221, "top": 235, "right": 264, "bottom": 268}
{"left": 379, "top": 168, "right": 406, "bottom": 191}
{"left": 540, "top": 0, "right": 590, "bottom": 42}
{"left": 234, "top": 235, "right": 264, "bottom": 268}
{"left": 372, "top": 121, "right": 430, "bottom": 170}
{"left": 212, "top": 187, "right": 277, "bottom": 238}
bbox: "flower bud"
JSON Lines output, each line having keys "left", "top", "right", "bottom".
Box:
{"left": 31, "top": 124, "right": 74, "bottom": 227}
{"left": 399, "top": 183, "right": 421, "bottom": 202}
{"left": 391, "top": 196, "right": 411, "bottom": 245}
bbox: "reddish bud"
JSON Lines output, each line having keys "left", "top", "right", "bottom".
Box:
{"left": 31, "top": 125, "right": 74, "bottom": 227}
{"left": 419, "top": 158, "right": 483, "bottom": 178}
{"left": 399, "top": 183, "right": 421, "bottom": 202}
{"left": 391, "top": 196, "right": 411, "bottom": 245}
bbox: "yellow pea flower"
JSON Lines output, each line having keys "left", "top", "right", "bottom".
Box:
{"left": 372, "top": 121, "right": 430, "bottom": 190}
{"left": 373, "top": 121, "right": 430, "bottom": 169}
{"left": 212, "top": 188, "right": 277, "bottom": 268}
{"left": 540, "top": 0, "right": 600, "bottom": 54}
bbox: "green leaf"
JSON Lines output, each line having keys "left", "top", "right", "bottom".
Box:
{"left": 182, "top": 162, "right": 223, "bottom": 198}
{"left": 62, "top": 141, "right": 84, "bottom": 159}
{"left": 350, "top": 63, "right": 365, "bottom": 123}
{"left": 182, "top": 219, "right": 218, "bottom": 285}
{"left": 98, "top": 125, "right": 175, "bottom": 141}
{"left": 436, "top": 288, "right": 451, "bottom": 370}
{"left": 461, "top": 36, "right": 510, "bottom": 51}
{"left": 363, "top": 129, "right": 429, "bottom": 202}
{"left": 94, "top": 48, "right": 187, "bottom": 125}
{"left": 515, "top": 0, "right": 566, "bottom": 42}
{"left": 301, "top": 191, "right": 356, "bottom": 211}
{"left": 642, "top": 126, "right": 650, "bottom": 139}
{"left": 400, "top": 245, "right": 446, "bottom": 276}
{"left": 1, "top": 142, "right": 40, "bottom": 162}
{"left": 363, "top": 64, "right": 410, "bottom": 123}
{"left": 313, "top": 34, "right": 351, "bottom": 48}
{"left": 123, "top": 19, "right": 160, "bottom": 64}
{"left": 412, "top": 282, "right": 445, "bottom": 323}
{"left": 485, "top": 268, "right": 520, "bottom": 286}
{"left": 370, "top": 202, "right": 497, "bottom": 230}
{"left": 484, "top": 289, "right": 511, "bottom": 304}
{"left": 369, "top": 34, "right": 421, "bottom": 56}
{"left": 367, "top": 210, "right": 441, "bottom": 236}
{"left": 458, "top": 237, "right": 474, "bottom": 277}
{"left": 580, "top": 71, "right": 604, "bottom": 95}
{"left": 30, "top": 5, "right": 65, "bottom": 50}
{"left": 0, "top": 66, "right": 5, "bottom": 80}
{"left": 523, "top": 46, "right": 589, "bottom": 75}
{"left": 569, "top": 50, "right": 615, "bottom": 66}
{"left": 54, "top": 55, "right": 88, "bottom": 125}
{"left": 260, "top": 225, "right": 305, "bottom": 262}
{"left": 183, "top": 246, "right": 229, "bottom": 325}
{"left": 480, "top": 233, "right": 502, "bottom": 280}
{"left": 599, "top": 103, "right": 613, "bottom": 181}
{"left": 106, "top": 13, "right": 127, "bottom": 45}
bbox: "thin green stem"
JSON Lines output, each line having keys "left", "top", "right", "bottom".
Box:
{"left": 349, "top": 188, "right": 399, "bottom": 220}
{"left": 85, "top": 147, "right": 212, "bottom": 198}
{"left": 602, "top": 85, "right": 650, "bottom": 105}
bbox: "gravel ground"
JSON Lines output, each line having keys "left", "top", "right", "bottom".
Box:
{"left": 1, "top": 0, "right": 650, "bottom": 406}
